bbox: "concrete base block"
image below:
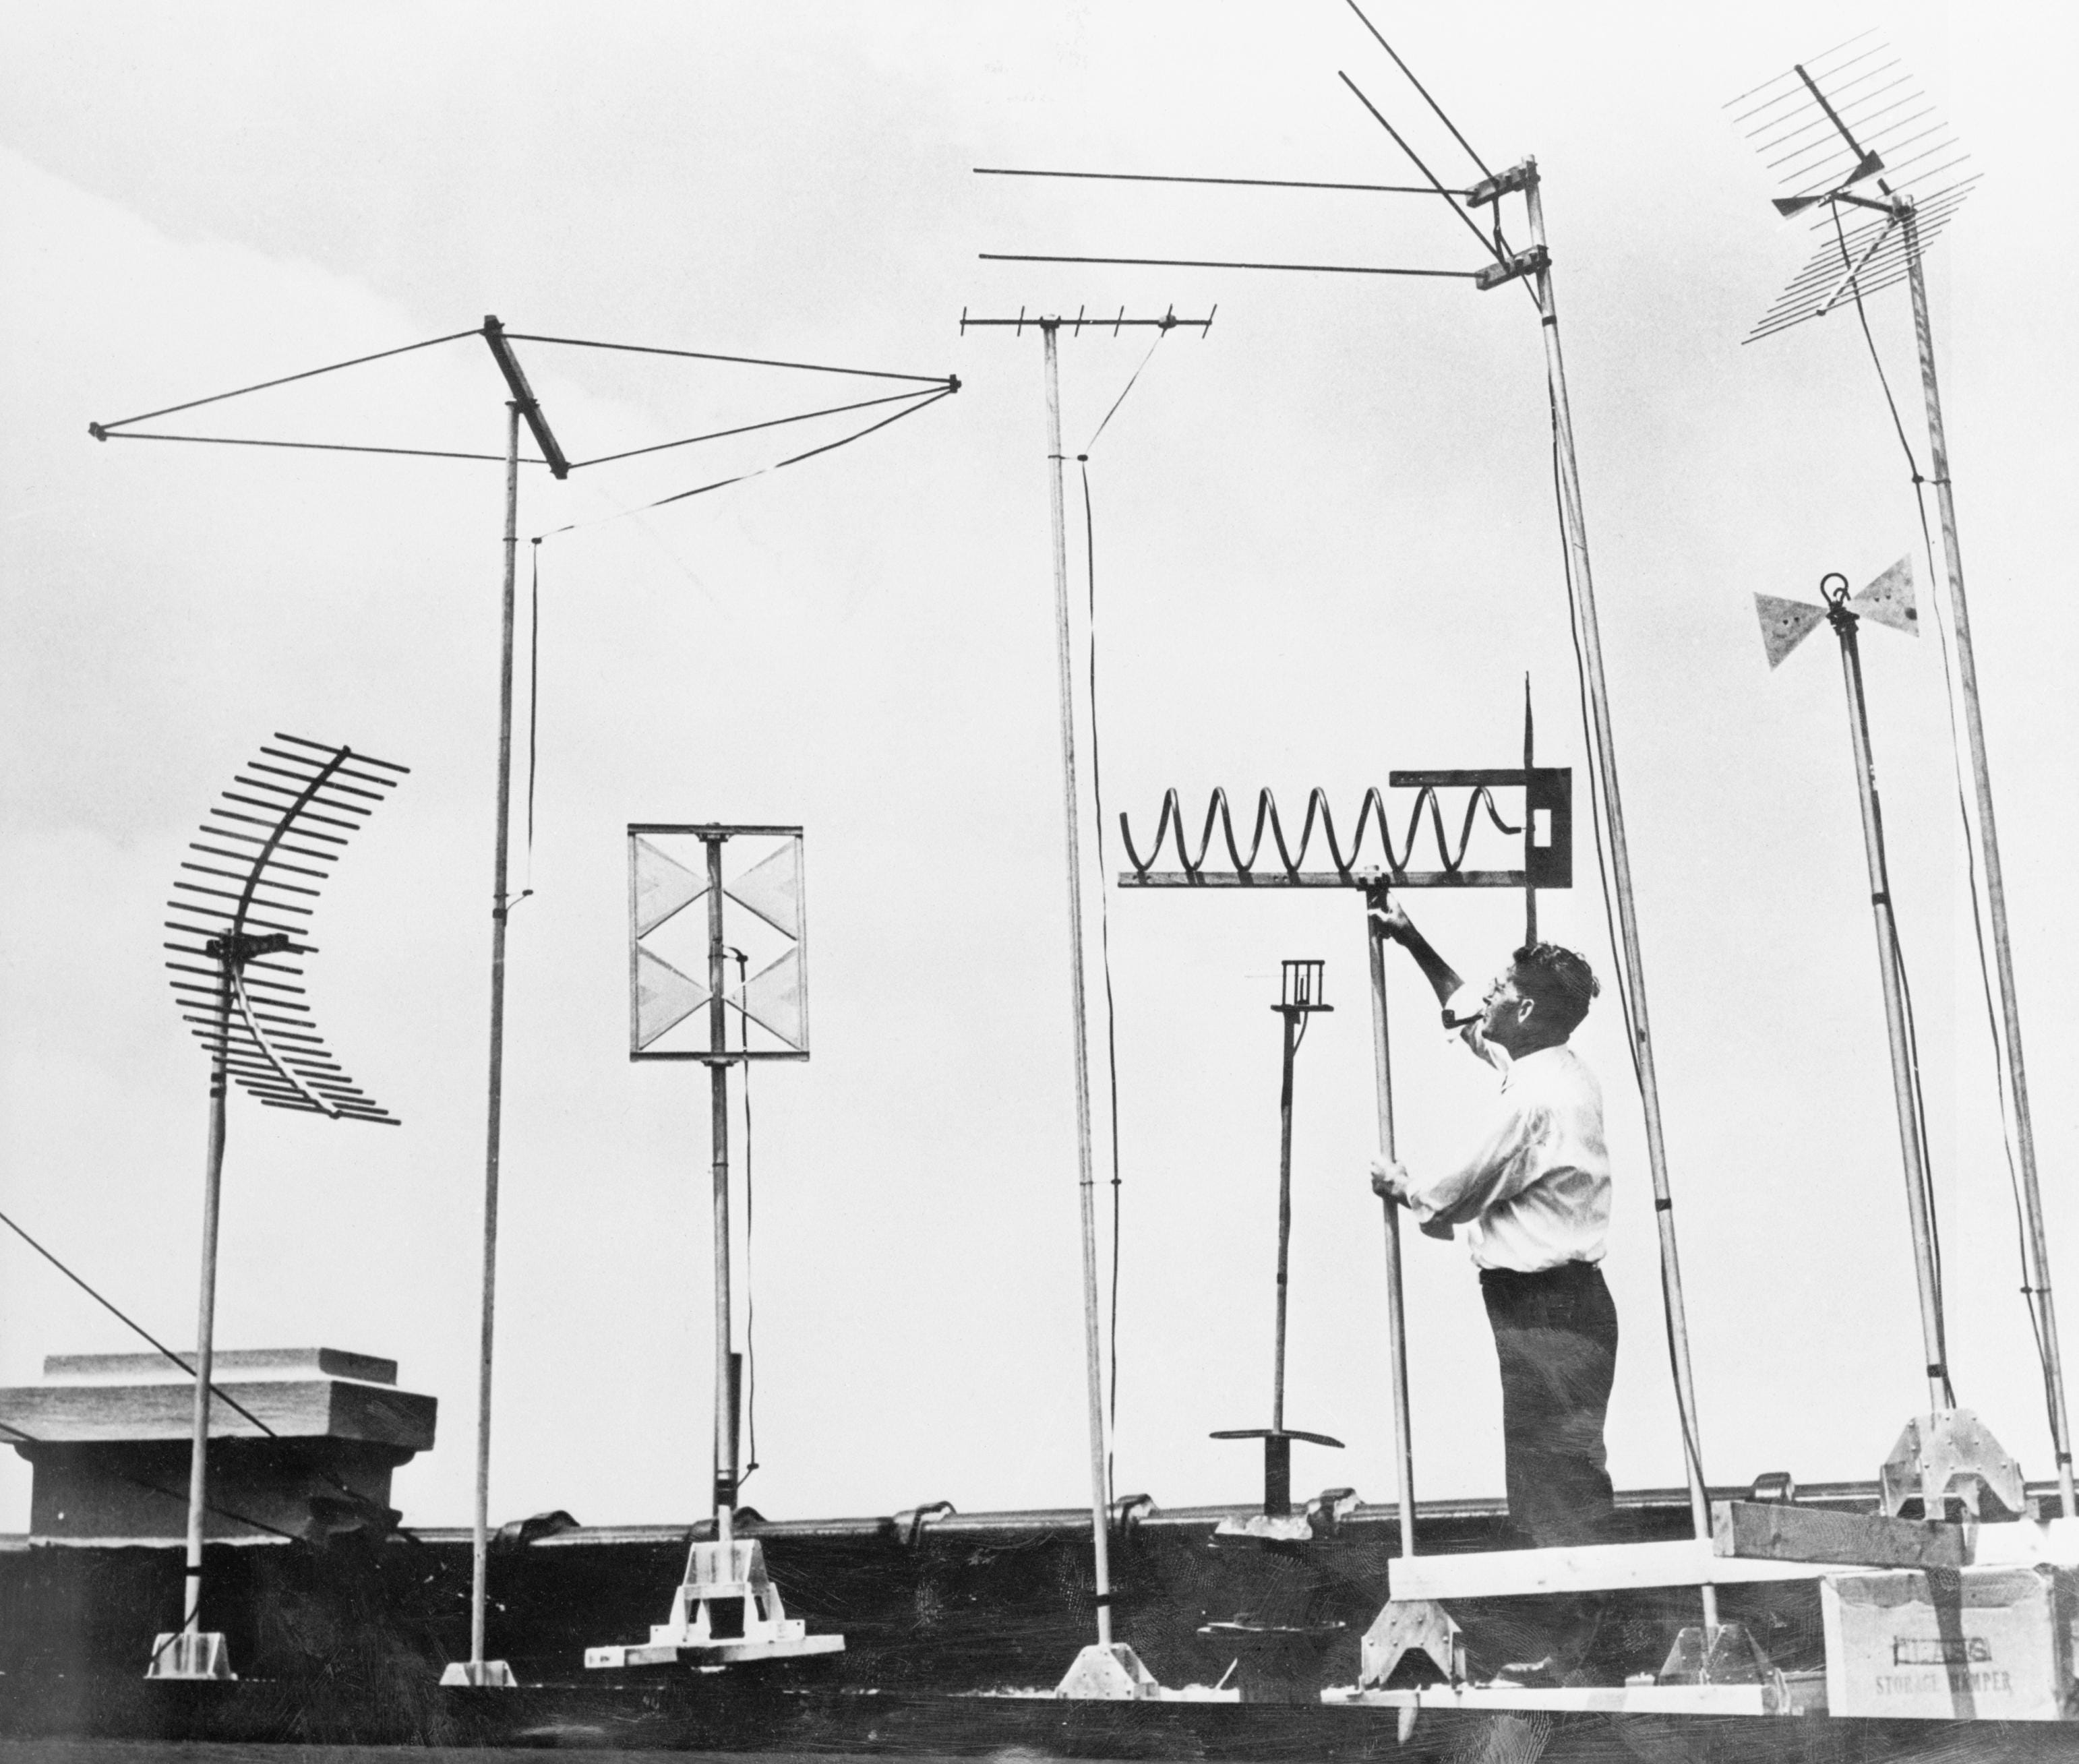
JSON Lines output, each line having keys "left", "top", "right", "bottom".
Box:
{"left": 1055, "top": 1641, "right": 1162, "bottom": 1699}
{"left": 146, "top": 1631, "right": 234, "bottom": 1680}
{"left": 439, "top": 1658, "right": 518, "bottom": 1687}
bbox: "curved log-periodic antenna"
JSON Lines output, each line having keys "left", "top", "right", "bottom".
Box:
{"left": 1118, "top": 785, "right": 1520, "bottom": 882}
{"left": 164, "top": 733, "right": 409, "bottom": 1124}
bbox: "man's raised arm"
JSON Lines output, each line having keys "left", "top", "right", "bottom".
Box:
{"left": 1368, "top": 896, "right": 1465, "bottom": 1016}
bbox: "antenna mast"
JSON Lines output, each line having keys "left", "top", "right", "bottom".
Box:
{"left": 1737, "top": 40, "right": 2074, "bottom": 1518}
{"left": 961, "top": 305, "right": 1208, "bottom": 1700}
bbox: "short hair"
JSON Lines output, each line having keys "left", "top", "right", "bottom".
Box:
{"left": 1509, "top": 942, "right": 1600, "bottom": 1039}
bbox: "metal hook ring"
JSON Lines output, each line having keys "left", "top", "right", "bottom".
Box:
{"left": 1819, "top": 570, "right": 1850, "bottom": 607}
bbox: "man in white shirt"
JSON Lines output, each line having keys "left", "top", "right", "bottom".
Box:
{"left": 1366, "top": 899, "right": 1617, "bottom": 1554}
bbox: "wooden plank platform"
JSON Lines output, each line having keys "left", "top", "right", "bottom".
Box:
{"left": 1325, "top": 1676, "right": 1825, "bottom": 1717}
{"left": 1387, "top": 1537, "right": 1859, "bottom": 1599}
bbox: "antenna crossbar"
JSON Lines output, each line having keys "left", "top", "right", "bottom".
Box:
{"left": 481, "top": 315, "right": 570, "bottom": 480}
{"left": 974, "top": 164, "right": 1461, "bottom": 197}
{"left": 960, "top": 305, "right": 1213, "bottom": 335}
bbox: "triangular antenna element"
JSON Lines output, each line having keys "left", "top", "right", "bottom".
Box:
{"left": 739, "top": 946, "right": 807, "bottom": 1052}
{"left": 634, "top": 837, "right": 707, "bottom": 936}
{"left": 1849, "top": 555, "right": 1917, "bottom": 636}
{"left": 724, "top": 839, "right": 802, "bottom": 941}
{"left": 635, "top": 946, "right": 709, "bottom": 1049}
{"left": 1755, "top": 595, "right": 1828, "bottom": 668}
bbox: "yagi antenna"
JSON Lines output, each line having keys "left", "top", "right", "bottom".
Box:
{"left": 1730, "top": 36, "right": 1977, "bottom": 340}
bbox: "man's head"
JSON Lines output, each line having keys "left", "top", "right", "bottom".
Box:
{"left": 1477, "top": 942, "right": 1599, "bottom": 1055}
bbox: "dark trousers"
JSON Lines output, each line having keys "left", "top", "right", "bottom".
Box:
{"left": 1480, "top": 1260, "right": 1618, "bottom": 1550}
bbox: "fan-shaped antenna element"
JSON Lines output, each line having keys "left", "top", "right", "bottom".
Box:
{"left": 164, "top": 733, "right": 408, "bottom": 1124}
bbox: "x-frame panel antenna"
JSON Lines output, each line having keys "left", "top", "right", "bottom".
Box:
{"left": 165, "top": 732, "right": 407, "bottom": 1123}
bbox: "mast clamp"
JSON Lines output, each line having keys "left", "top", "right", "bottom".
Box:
{"left": 1475, "top": 245, "right": 1548, "bottom": 292}
{"left": 1465, "top": 162, "right": 1536, "bottom": 208}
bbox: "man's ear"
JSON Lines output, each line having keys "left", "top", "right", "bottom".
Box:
{"left": 1515, "top": 995, "right": 1537, "bottom": 1025}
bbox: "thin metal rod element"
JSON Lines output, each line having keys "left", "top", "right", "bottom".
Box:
{"left": 980, "top": 253, "right": 1476, "bottom": 280}
{"left": 88, "top": 431, "right": 528, "bottom": 466}
{"left": 1904, "top": 208, "right": 2076, "bottom": 1512}
{"left": 707, "top": 834, "right": 736, "bottom": 1554}
{"left": 504, "top": 331, "right": 953, "bottom": 388}
{"left": 1524, "top": 680, "right": 1538, "bottom": 946}
{"left": 1831, "top": 611, "right": 1947, "bottom": 1413}
{"left": 91, "top": 328, "right": 479, "bottom": 434}
{"left": 468, "top": 400, "right": 522, "bottom": 1671}
{"left": 569, "top": 387, "right": 932, "bottom": 471}
{"left": 1273, "top": 1009, "right": 1298, "bottom": 1434}
{"left": 1527, "top": 169, "right": 1718, "bottom": 1631}
{"left": 974, "top": 164, "right": 1457, "bottom": 195}
{"left": 1334, "top": 73, "right": 1507, "bottom": 271}
{"left": 1343, "top": 0, "right": 1494, "bottom": 180}
{"left": 1044, "top": 322, "right": 1114, "bottom": 1650}
{"left": 180, "top": 952, "right": 233, "bottom": 1644}
{"left": 1366, "top": 899, "right": 1417, "bottom": 1561}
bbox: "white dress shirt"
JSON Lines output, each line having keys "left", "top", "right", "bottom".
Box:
{"left": 1402, "top": 1041, "right": 1611, "bottom": 1273}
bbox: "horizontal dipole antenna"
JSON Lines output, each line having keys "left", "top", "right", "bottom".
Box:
{"left": 959, "top": 305, "right": 1213, "bottom": 335}
{"left": 979, "top": 251, "right": 1477, "bottom": 280}
{"left": 974, "top": 164, "right": 1461, "bottom": 197}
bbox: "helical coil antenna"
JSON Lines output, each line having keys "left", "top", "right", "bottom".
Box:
{"left": 1119, "top": 785, "right": 1521, "bottom": 883}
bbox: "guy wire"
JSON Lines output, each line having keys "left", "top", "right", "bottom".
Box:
{"left": 526, "top": 539, "right": 542, "bottom": 880}
{"left": 1077, "top": 325, "right": 1171, "bottom": 1488}
{"left": 1833, "top": 200, "right": 2055, "bottom": 1422}
{"left": 0, "top": 1203, "right": 405, "bottom": 1522}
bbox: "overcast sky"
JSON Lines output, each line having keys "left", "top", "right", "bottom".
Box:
{"left": 3, "top": 2, "right": 2075, "bottom": 1541}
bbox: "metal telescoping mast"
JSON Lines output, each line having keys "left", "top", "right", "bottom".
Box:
{"left": 961, "top": 306, "right": 1207, "bottom": 1695}
{"left": 460, "top": 320, "right": 570, "bottom": 1686}
{"left": 1834, "top": 594, "right": 1946, "bottom": 1415}
{"left": 158, "top": 735, "right": 406, "bottom": 1679}
{"left": 1754, "top": 560, "right": 2030, "bottom": 1519}
{"left": 1834, "top": 591, "right": 1946, "bottom": 1413}
{"left": 976, "top": 30, "right": 1723, "bottom": 1624}
{"left": 704, "top": 834, "right": 737, "bottom": 1546}
{"left": 1902, "top": 212, "right": 2074, "bottom": 1513}
{"left": 88, "top": 313, "right": 953, "bottom": 1682}
{"left": 1363, "top": 895, "right": 1416, "bottom": 1560}
{"left": 1735, "top": 39, "right": 2075, "bottom": 1515}
{"left": 1041, "top": 320, "right": 1114, "bottom": 1649}
{"left": 1517, "top": 166, "right": 1718, "bottom": 1628}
